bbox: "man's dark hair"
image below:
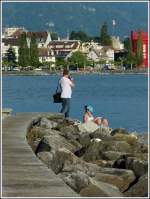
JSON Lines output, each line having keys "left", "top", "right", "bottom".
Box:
{"left": 63, "top": 69, "right": 69, "bottom": 76}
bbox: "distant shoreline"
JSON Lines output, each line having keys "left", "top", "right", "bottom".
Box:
{"left": 2, "top": 70, "right": 148, "bottom": 76}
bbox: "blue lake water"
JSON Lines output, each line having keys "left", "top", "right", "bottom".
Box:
{"left": 2, "top": 74, "right": 148, "bottom": 133}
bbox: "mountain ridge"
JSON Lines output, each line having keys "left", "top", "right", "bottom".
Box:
{"left": 2, "top": 2, "right": 148, "bottom": 39}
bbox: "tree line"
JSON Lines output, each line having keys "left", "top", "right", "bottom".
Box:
{"left": 124, "top": 31, "right": 144, "bottom": 68}
{"left": 18, "top": 32, "right": 39, "bottom": 67}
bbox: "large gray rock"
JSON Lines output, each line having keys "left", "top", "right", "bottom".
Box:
{"left": 133, "top": 143, "right": 148, "bottom": 153}
{"left": 112, "top": 133, "right": 138, "bottom": 146}
{"left": 36, "top": 132, "right": 81, "bottom": 154}
{"left": 90, "top": 159, "right": 114, "bottom": 168}
{"left": 82, "top": 140, "right": 102, "bottom": 161}
{"left": 101, "top": 151, "right": 129, "bottom": 161}
{"left": 59, "top": 125, "right": 80, "bottom": 140}
{"left": 56, "top": 118, "right": 80, "bottom": 131}
{"left": 40, "top": 117, "right": 58, "bottom": 128}
{"left": 49, "top": 148, "right": 99, "bottom": 178}
{"left": 27, "top": 126, "right": 53, "bottom": 144}
{"left": 133, "top": 152, "right": 148, "bottom": 161}
{"left": 31, "top": 139, "right": 41, "bottom": 152}
{"left": 50, "top": 148, "right": 83, "bottom": 174}
{"left": 124, "top": 173, "right": 148, "bottom": 197}
{"left": 104, "top": 141, "right": 132, "bottom": 152}
{"left": 27, "top": 126, "right": 58, "bottom": 152}
{"left": 111, "top": 128, "right": 129, "bottom": 136}
{"left": 94, "top": 167, "right": 136, "bottom": 192}
{"left": 138, "top": 133, "right": 148, "bottom": 145}
{"left": 77, "top": 121, "right": 99, "bottom": 133}
{"left": 113, "top": 155, "right": 148, "bottom": 178}
{"left": 80, "top": 178, "right": 123, "bottom": 197}
{"left": 83, "top": 140, "right": 132, "bottom": 162}
{"left": 37, "top": 151, "right": 53, "bottom": 168}
{"left": 63, "top": 171, "right": 90, "bottom": 193}
{"left": 90, "top": 127, "right": 111, "bottom": 140}
{"left": 125, "top": 157, "right": 148, "bottom": 177}
{"left": 78, "top": 132, "right": 91, "bottom": 147}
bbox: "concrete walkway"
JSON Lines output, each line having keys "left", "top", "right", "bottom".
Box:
{"left": 2, "top": 113, "right": 78, "bottom": 197}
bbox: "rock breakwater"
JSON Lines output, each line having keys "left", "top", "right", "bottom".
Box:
{"left": 26, "top": 114, "right": 148, "bottom": 197}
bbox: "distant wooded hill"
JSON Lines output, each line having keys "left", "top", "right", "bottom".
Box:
{"left": 2, "top": 2, "right": 148, "bottom": 39}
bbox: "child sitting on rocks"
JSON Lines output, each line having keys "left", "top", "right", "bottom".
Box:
{"left": 83, "top": 105, "right": 109, "bottom": 128}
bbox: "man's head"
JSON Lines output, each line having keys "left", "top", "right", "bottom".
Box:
{"left": 63, "top": 69, "right": 69, "bottom": 76}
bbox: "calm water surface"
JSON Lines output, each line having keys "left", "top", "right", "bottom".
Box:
{"left": 2, "top": 74, "right": 148, "bottom": 133}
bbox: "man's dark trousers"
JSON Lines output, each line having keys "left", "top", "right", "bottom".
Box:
{"left": 60, "top": 98, "right": 70, "bottom": 118}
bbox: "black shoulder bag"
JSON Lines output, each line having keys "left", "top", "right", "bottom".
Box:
{"left": 53, "top": 79, "right": 62, "bottom": 103}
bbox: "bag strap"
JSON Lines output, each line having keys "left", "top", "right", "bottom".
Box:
{"left": 56, "top": 79, "right": 61, "bottom": 93}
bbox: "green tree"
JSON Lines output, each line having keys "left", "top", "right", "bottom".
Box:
{"left": 30, "top": 33, "right": 39, "bottom": 67}
{"left": 136, "top": 31, "right": 143, "bottom": 67}
{"left": 124, "top": 38, "right": 135, "bottom": 65}
{"left": 6, "top": 47, "right": 16, "bottom": 64}
{"left": 100, "top": 22, "right": 112, "bottom": 46}
{"left": 69, "top": 31, "right": 90, "bottom": 42}
{"left": 51, "top": 32, "right": 58, "bottom": 40}
{"left": 123, "top": 37, "right": 137, "bottom": 69}
{"left": 18, "top": 32, "right": 30, "bottom": 67}
{"left": 56, "top": 57, "right": 67, "bottom": 67}
{"left": 68, "top": 51, "right": 87, "bottom": 68}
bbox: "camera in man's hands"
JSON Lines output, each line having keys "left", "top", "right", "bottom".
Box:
{"left": 69, "top": 75, "right": 73, "bottom": 81}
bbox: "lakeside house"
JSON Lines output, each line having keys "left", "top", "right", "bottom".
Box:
{"left": 38, "top": 48, "right": 55, "bottom": 65}
{"left": 26, "top": 32, "right": 52, "bottom": 48}
{"left": 111, "top": 36, "right": 124, "bottom": 50}
{"left": 47, "top": 40, "right": 80, "bottom": 59}
{"left": 2, "top": 27, "right": 26, "bottom": 38}
{"left": 87, "top": 46, "right": 114, "bottom": 62}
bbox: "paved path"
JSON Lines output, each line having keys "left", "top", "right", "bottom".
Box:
{"left": 2, "top": 113, "right": 78, "bottom": 197}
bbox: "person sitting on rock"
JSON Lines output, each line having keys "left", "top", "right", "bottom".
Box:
{"left": 83, "top": 105, "right": 109, "bottom": 128}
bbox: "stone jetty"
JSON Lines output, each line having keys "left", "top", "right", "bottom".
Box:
{"left": 2, "top": 112, "right": 148, "bottom": 197}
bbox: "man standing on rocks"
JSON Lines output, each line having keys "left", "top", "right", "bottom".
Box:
{"left": 59, "top": 69, "right": 75, "bottom": 118}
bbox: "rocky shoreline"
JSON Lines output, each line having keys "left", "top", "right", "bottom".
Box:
{"left": 27, "top": 114, "right": 148, "bottom": 197}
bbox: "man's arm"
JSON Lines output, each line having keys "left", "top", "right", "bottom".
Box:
{"left": 68, "top": 77, "right": 75, "bottom": 87}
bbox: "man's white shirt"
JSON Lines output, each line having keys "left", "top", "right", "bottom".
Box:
{"left": 59, "top": 77, "right": 73, "bottom": 98}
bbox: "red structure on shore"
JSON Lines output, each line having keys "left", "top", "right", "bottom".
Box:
{"left": 131, "top": 31, "right": 148, "bottom": 67}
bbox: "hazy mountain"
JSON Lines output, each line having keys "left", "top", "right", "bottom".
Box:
{"left": 2, "top": 2, "right": 148, "bottom": 39}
